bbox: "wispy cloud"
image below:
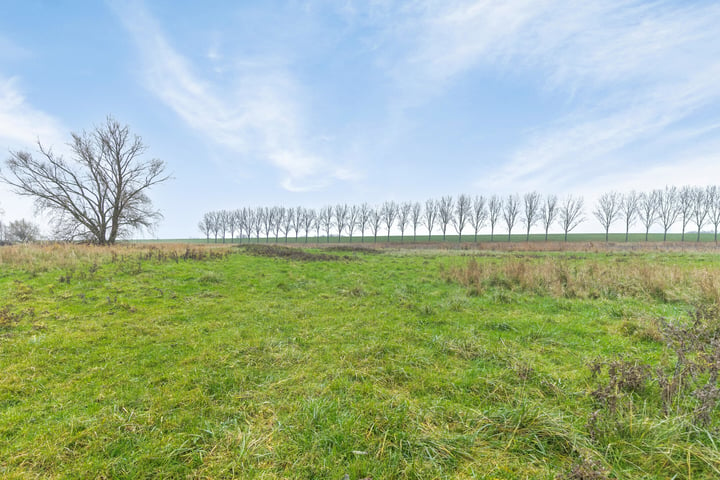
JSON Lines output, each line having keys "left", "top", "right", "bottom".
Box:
{"left": 370, "top": 0, "right": 720, "bottom": 193}
{"left": 0, "top": 75, "right": 64, "bottom": 149}
{"left": 113, "top": 1, "right": 356, "bottom": 191}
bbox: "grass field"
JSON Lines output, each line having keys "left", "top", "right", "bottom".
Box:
{"left": 171, "top": 231, "right": 720, "bottom": 246}
{"left": 1, "top": 243, "right": 720, "bottom": 478}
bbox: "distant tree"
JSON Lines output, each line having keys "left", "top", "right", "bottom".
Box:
{"left": 218, "top": 210, "right": 230, "bottom": 243}
{"left": 437, "top": 196, "right": 454, "bottom": 241}
{"left": 488, "top": 195, "right": 502, "bottom": 241}
{"left": 593, "top": 192, "right": 621, "bottom": 242}
{"left": 410, "top": 202, "right": 422, "bottom": 242}
{"left": 452, "top": 194, "right": 471, "bottom": 242}
{"left": 312, "top": 209, "right": 322, "bottom": 243}
{"left": 381, "top": 201, "right": 399, "bottom": 241}
{"left": 707, "top": 186, "right": 720, "bottom": 244}
{"left": 291, "top": 206, "right": 303, "bottom": 241}
{"left": 502, "top": 194, "right": 520, "bottom": 241}
{"left": 233, "top": 208, "right": 246, "bottom": 243}
{"left": 522, "top": 191, "right": 542, "bottom": 241}
{"left": 656, "top": 187, "right": 680, "bottom": 242}
{"left": 358, "top": 203, "right": 371, "bottom": 243}
{"left": 347, "top": 205, "right": 360, "bottom": 243}
{"left": 369, "top": 207, "right": 382, "bottom": 243}
{"left": 397, "top": 202, "right": 412, "bottom": 243}
{"left": 251, "top": 208, "right": 264, "bottom": 241}
{"left": 261, "top": 206, "right": 273, "bottom": 242}
{"left": 691, "top": 186, "right": 708, "bottom": 242}
{"left": 1, "top": 117, "right": 170, "bottom": 244}
{"left": 198, "top": 212, "right": 213, "bottom": 243}
{"left": 209, "top": 210, "right": 222, "bottom": 243}
{"left": 637, "top": 191, "right": 657, "bottom": 241}
{"left": 272, "top": 206, "right": 285, "bottom": 241}
{"left": 541, "top": 195, "right": 558, "bottom": 241}
{"left": 334, "top": 204, "right": 349, "bottom": 242}
{"left": 424, "top": 199, "right": 437, "bottom": 241}
{"left": 319, "top": 206, "right": 334, "bottom": 242}
{"left": 6, "top": 219, "right": 40, "bottom": 243}
{"left": 619, "top": 191, "right": 639, "bottom": 242}
{"left": 468, "top": 195, "right": 487, "bottom": 242}
{"left": 678, "top": 186, "right": 693, "bottom": 242}
{"left": 281, "top": 207, "right": 295, "bottom": 242}
{"left": 301, "top": 208, "right": 316, "bottom": 243}
{"left": 558, "top": 196, "right": 585, "bottom": 241}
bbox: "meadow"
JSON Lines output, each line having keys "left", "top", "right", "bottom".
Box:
{"left": 1, "top": 242, "right": 720, "bottom": 479}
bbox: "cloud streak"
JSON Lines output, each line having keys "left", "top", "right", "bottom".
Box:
{"left": 114, "top": 1, "right": 355, "bottom": 191}
{"left": 0, "top": 75, "right": 64, "bottom": 149}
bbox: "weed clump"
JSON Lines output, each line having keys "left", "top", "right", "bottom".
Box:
{"left": 241, "top": 244, "right": 353, "bottom": 262}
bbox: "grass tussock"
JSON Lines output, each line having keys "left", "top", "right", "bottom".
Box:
{"left": 445, "top": 256, "right": 720, "bottom": 303}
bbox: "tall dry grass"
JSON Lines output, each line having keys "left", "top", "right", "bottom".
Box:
{"left": 445, "top": 257, "right": 720, "bottom": 304}
{"left": 0, "top": 242, "right": 234, "bottom": 271}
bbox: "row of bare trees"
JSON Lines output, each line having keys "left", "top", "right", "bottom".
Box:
{"left": 198, "top": 194, "right": 586, "bottom": 244}
{"left": 198, "top": 186, "right": 720, "bottom": 244}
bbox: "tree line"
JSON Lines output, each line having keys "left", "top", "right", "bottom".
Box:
{"left": 198, "top": 185, "right": 720, "bottom": 244}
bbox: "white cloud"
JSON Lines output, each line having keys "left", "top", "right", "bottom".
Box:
{"left": 378, "top": 0, "right": 720, "bottom": 194}
{"left": 0, "top": 75, "right": 65, "bottom": 149}
{"left": 113, "top": 1, "right": 356, "bottom": 191}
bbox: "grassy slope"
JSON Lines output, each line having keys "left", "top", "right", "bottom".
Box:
{"left": 0, "top": 245, "right": 718, "bottom": 478}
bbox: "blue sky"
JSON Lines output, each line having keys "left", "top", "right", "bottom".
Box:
{"left": 2, "top": 0, "right": 720, "bottom": 238}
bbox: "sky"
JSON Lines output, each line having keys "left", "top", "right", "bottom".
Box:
{"left": 2, "top": 0, "right": 720, "bottom": 239}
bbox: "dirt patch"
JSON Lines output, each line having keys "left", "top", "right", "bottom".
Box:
{"left": 323, "top": 245, "right": 384, "bottom": 255}
{"left": 240, "top": 244, "right": 353, "bottom": 262}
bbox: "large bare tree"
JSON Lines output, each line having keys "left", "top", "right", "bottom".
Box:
{"left": 468, "top": 195, "right": 487, "bottom": 242}
{"left": 637, "top": 191, "right": 656, "bottom": 241}
{"left": 2, "top": 117, "right": 169, "bottom": 244}
{"left": 656, "top": 187, "right": 679, "bottom": 242}
{"left": 437, "top": 196, "right": 454, "bottom": 241}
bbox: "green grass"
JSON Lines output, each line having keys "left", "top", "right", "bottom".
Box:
{"left": 1, "top": 244, "right": 719, "bottom": 478}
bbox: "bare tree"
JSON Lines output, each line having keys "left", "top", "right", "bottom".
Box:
{"left": 541, "top": 195, "right": 558, "bottom": 241}
{"left": 369, "top": 207, "right": 382, "bottom": 243}
{"left": 656, "top": 186, "right": 679, "bottom": 242}
{"left": 619, "top": 191, "right": 639, "bottom": 242}
{"left": 488, "top": 195, "right": 502, "bottom": 241}
{"left": 691, "top": 186, "right": 708, "bottom": 242}
{"left": 1, "top": 117, "right": 169, "bottom": 244}
{"left": 410, "top": 202, "right": 422, "bottom": 242}
{"left": 522, "top": 191, "right": 542, "bottom": 241}
{"left": 424, "top": 199, "right": 437, "bottom": 241}
{"left": 347, "top": 205, "right": 360, "bottom": 243}
{"left": 358, "top": 203, "right": 371, "bottom": 243}
{"left": 209, "top": 210, "right": 222, "bottom": 243}
{"left": 502, "top": 194, "right": 520, "bottom": 241}
{"left": 312, "top": 209, "right": 322, "bottom": 243}
{"left": 381, "top": 201, "right": 398, "bottom": 241}
{"left": 198, "top": 212, "right": 213, "bottom": 243}
{"left": 218, "top": 210, "right": 230, "bottom": 243}
{"left": 397, "top": 202, "right": 412, "bottom": 243}
{"left": 252, "top": 208, "right": 264, "bottom": 241}
{"left": 437, "top": 196, "right": 454, "bottom": 241}
{"left": 301, "top": 208, "right": 316, "bottom": 243}
{"left": 272, "top": 206, "right": 285, "bottom": 241}
{"left": 558, "top": 196, "right": 584, "bottom": 241}
{"left": 468, "top": 195, "right": 487, "bottom": 242}
{"left": 319, "top": 206, "right": 334, "bottom": 242}
{"left": 707, "top": 186, "right": 720, "bottom": 244}
{"left": 261, "top": 206, "right": 273, "bottom": 242}
{"left": 678, "top": 186, "right": 693, "bottom": 241}
{"left": 5, "top": 219, "right": 41, "bottom": 243}
{"left": 291, "top": 206, "right": 303, "bottom": 241}
{"left": 334, "top": 204, "right": 349, "bottom": 242}
{"left": 452, "top": 194, "right": 471, "bottom": 242}
{"left": 637, "top": 191, "right": 657, "bottom": 241}
{"left": 281, "top": 207, "right": 295, "bottom": 242}
{"left": 593, "top": 192, "right": 620, "bottom": 242}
